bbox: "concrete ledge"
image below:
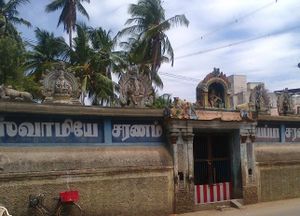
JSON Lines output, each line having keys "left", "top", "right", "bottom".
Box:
{"left": 0, "top": 101, "right": 164, "bottom": 117}
{"left": 258, "top": 115, "right": 300, "bottom": 122}
{"left": 255, "top": 144, "right": 300, "bottom": 163}
{"left": 0, "top": 146, "right": 172, "bottom": 174}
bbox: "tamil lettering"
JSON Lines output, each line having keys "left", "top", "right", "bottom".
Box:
{"left": 285, "top": 128, "right": 300, "bottom": 142}
{"left": 255, "top": 126, "right": 280, "bottom": 142}
{"left": 0, "top": 119, "right": 98, "bottom": 138}
{"left": 112, "top": 122, "right": 163, "bottom": 142}
{"left": 256, "top": 127, "right": 280, "bottom": 139}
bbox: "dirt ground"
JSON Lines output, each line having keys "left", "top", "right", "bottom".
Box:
{"left": 174, "top": 198, "right": 300, "bottom": 216}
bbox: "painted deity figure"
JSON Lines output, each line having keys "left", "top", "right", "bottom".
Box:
{"left": 208, "top": 89, "right": 223, "bottom": 108}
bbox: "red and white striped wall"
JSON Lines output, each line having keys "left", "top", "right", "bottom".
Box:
{"left": 194, "top": 182, "right": 231, "bottom": 204}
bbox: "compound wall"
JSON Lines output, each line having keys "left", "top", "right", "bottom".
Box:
{"left": 0, "top": 102, "right": 174, "bottom": 216}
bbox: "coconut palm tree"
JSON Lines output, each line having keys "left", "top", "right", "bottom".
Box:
{"left": 70, "top": 24, "right": 123, "bottom": 105}
{"left": 26, "top": 28, "right": 69, "bottom": 81}
{"left": 0, "top": 0, "right": 31, "bottom": 39}
{"left": 119, "top": 0, "right": 189, "bottom": 87}
{"left": 88, "top": 27, "right": 128, "bottom": 105}
{"left": 45, "top": 0, "right": 90, "bottom": 47}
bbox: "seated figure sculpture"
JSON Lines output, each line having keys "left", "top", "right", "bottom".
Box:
{"left": 208, "top": 89, "right": 223, "bottom": 108}
{"left": 54, "top": 71, "right": 72, "bottom": 96}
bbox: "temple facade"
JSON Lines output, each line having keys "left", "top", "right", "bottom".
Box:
{"left": 1, "top": 68, "right": 300, "bottom": 215}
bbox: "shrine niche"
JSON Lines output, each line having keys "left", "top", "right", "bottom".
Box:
{"left": 40, "top": 62, "right": 81, "bottom": 104}
{"left": 277, "top": 88, "right": 294, "bottom": 115}
{"left": 119, "top": 67, "right": 154, "bottom": 108}
{"left": 196, "top": 68, "right": 231, "bottom": 109}
{"left": 249, "top": 84, "right": 270, "bottom": 113}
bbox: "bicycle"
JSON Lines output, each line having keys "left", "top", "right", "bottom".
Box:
{"left": 29, "top": 191, "right": 82, "bottom": 216}
{"left": 0, "top": 206, "right": 12, "bottom": 216}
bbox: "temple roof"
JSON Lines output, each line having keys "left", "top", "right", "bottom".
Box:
{"left": 196, "top": 68, "right": 230, "bottom": 90}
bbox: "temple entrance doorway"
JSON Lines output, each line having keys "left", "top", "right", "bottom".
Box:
{"left": 193, "top": 133, "right": 232, "bottom": 204}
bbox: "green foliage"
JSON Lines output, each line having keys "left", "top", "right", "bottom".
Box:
{"left": 151, "top": 93, "right": 172, "bottom": 108}
{"left": 0, "top": 0, "right": 31, "bottom": 39}
{"left": 70, "top": 23, "right": 124, "bottom": 105}
{"left": 45, "top": 0, "right": 90, "bottom": 46}
{"left": 21, "top": 75, "right": 43, "bottom": 99}
{"left": 0, "top": 0, "right": 189, "bottom": 106}
{"left": 119, "top": 0, "right": 189, "bottom": 88}
{"left": 0, "top": 36, "right": 25, "bottom": 86}
{"left": 70, "top": 23, "right": 91, "bottom": 65}
{"left": 26, "top": 28, "right": 69, "bottom": 81}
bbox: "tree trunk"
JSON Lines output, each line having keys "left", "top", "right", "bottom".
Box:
{"left": 69, "top": 29, "right": 72, "bottom": 48}
{"left": 151, "top": 36, "right": 160, "bottom": 74}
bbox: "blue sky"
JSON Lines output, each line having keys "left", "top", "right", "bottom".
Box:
{"left": 17, "top": 0, "right": 300, "bottom": 101}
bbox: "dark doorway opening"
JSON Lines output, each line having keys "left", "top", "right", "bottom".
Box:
{"left": 194, "top": 133, "right": 231, "bottom": 185}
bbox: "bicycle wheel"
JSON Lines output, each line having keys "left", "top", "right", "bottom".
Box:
{"left": 28, "top": 207, "right": 47, "bottom": 216}
{"left": 56, "top": 202, "right": 82, "bottom": 216}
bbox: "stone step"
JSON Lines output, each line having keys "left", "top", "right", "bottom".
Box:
{"left": 230, "top": 199, "right": 245, "bottom": 209}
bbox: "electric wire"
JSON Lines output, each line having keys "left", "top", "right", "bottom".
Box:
{"left": 176, "top": 24, "right": 300, "bottom": 60}
{"left": 175, "top": 0, "right": 278, "bottom": 50}
{"left": 158, "top": 59, "right": 299, "bottom": 85}
{"left": 159, "top": 71, "right": 199, "bottom": 83}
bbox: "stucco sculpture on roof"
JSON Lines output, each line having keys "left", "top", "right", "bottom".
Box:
{"left": 277, "top": 88, "right": 294, "bottom": 115}
{"left": 119, "top": 67, "right": 154, "bottom": 108}
{"left": 196, "top": 68, "right": 231, "bottom": 109}
{"left": 40, "top": 62, "right": 81, "bottom": 104}
{"left": 249, "top": 84, "right": 270, "bottom": 113}
{"left": 0, "top": 85, "right": 33, "bottom": 102}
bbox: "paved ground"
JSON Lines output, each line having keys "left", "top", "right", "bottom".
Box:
{"left": 176, "top": 198, "right": 300, "bottom": 216}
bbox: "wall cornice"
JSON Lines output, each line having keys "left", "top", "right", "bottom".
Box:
{"left": 0, "top": 102, "right": 164, "bottom": 117}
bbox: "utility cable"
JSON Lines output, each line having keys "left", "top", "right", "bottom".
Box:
{"left": 176, "top": 24, "right": 300, "bottom": 60}
{"left": 175, "top": 0, "right": 278, "bottom": 50}
{"left": 159, "top": 71, "right": 199, "bottom": 83}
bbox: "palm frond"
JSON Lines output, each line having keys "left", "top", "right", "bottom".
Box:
{"left": 125, "top": 17, "right": 144, "bottom": 26}
{"left": 45, "top": 0, "right": 65, "bottom": 13}
{"left": 164, "top": 36, "right": 174, "bottom": 66}
{"left": 77, "top": 2, "right": 89, "bottom": 19}
{"left": 165, "top": 14, "right": 189, "bottom": 28}
{"left": 117, "top": 25, "right": 144, "bottom": 38}
{"left": 6, "top": 0, "right": 30, "bottom": 13}
{"left": 150, "top": 70, "right": 163, "bottom": 89}
{"left": 45, "top": 0, "right": 65, "bottom": 12}
{"left": 10, "top": 16, "right": 31, "bottom": 27}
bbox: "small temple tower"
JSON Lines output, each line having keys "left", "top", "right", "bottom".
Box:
{"left": 196, "top": 68, "right": 231, "bottom": 109}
